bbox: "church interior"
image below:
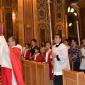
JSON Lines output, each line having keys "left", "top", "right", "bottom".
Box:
{"left": 0, "top": 0, "right": 85, "bottom": 45}
{"left": 0, "top": 0, "right": 85, "bottom": 85}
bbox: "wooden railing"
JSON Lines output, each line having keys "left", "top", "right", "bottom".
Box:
{"left": 63, "top": 69, "right": 85, "bottom": 85}
{"left": 22, "top": 61, "right": 85, "bottom": 85}
{"left": 78, "top": 72, "right": 85, "bottom": 85}
{"left": 22, "top": 60, "right": 50, "bottom": 85}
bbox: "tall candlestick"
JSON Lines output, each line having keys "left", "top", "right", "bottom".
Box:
{"left": 48, "top": 0, "right": 53, "bottom": 46}
{"left": 76, "top": 21, "right": 80, "bottom": 46}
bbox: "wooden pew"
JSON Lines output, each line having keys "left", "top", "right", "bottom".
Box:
{"left": 63, "top": 69, "right": 84, "bottom": 85}
{"left": 36, "top": 63, "right": 50, "bottom": 85}
{"left": 63, "top": 69, "right": 79, "bottom": 85}
{"left": 22, "top": 61, "right": 37, "bottom": 85}
{"left": 22, "top": 60, "right": 32, "bottom": 85}
{"left": 22, "top": 60, "right": 50, "bottom": 85}
{"left": 30, "top": 61, "right": 37, "bottom": 85}
{"left": 78, "top": 72, "right": 85, "bottom": 85}
{"left": 43, "top": 63, "right": 50, "bottom": 85}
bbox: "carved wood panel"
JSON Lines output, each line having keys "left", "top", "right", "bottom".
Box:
{"left": 54, "top": 0, "right": 67, "bottom": 39}
{"left": 37, "top": 0, "right": 50, "bottom": 42}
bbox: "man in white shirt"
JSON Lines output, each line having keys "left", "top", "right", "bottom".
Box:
{"left": 52, "top": 34, "right": 70, "bottom": 85}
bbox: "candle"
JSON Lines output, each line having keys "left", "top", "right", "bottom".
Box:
{"left": 76, "top": 21, "right": 80, "bottom": 46}
{"left": 48, "top": 0, "right": 53, "bottom": 46}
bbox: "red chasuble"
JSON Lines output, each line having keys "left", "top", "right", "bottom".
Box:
{"left": 10, "top": 47, "right": 25, "bottom": 85}
{"left": 1, "top": 68, "right": 12, "bottom": 85}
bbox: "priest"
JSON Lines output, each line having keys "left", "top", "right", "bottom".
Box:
{"left": 0, "top": 26, "right": 24, "bottom": 85}
{"left": 8, "top": 36, "right": 25, "bottom": 85}
{"left": 0, "top": 25, "right": 12, "bottom": 85}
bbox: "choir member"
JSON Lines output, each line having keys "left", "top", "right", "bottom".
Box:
{"left": 69, "top": 39, "right": 81, "bottom": 71}
{"left": 23, "top": 43, "right": 31, "bottom": 60}
{"left": 30, "top": 39, "right": 38, "bottom": 59}
{"left": 52, "top": 34, "right": 70, "bottom": 85}
{"left": 33, "top": 47, "right": 43, "bottom": 62}
{"left": 63, "top": 39, "right": 70, "bottom": 49}
{"left": 44, "top": 42, "right": 53, "bottom": 85}
{"left": 40, "top": 41, "right": 45, "bottom": 57}
{"left": 80, "top": 39, "right": 85, "bottom": 72}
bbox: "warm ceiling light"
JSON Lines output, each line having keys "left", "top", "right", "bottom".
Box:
{"left": 12, "top": 11, "right": 16, "bottom": 21}
{"left": 68, "top": 7, "right": 70, "bottom": 12}
{"left": 69, "top": 23, "right": 72, "bottom": 27}
{"left": 70, "top": 8, "right": 74, "bottom": 13}
{"left": 74, "top": 12, "right": 77, "bottom": 16}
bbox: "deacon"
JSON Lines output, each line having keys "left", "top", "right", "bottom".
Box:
{"left": 52, "top": 34, "right": 70, "bottom": 85}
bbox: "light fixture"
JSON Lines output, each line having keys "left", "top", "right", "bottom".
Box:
{"left": 12, "top": 11, "right": 16, "bottom": 21}
{"left": 74, "top": 12, "right": 77, "bottom": 16}
{"left": 70, "top": 8, "right": 74, "bottom": 13}
{"left": 69, "top": 23, "right": 72, "bottom": 27}
{"left": 68, "top": 7, "right": 70, "bottom": 12}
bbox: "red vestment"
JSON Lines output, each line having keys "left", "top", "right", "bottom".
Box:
{"left": 34, "top": 53, "right": 43, "bottom": 62}
{"left": 1, "top": 67, "right": 12, "bottom": 85}
{"left": 44, "top": 50, "right": 53, "bottom": 80}
{"left": 24, "top": 49, "right": 30, "bottom": 60}
{"left": 9, "top": 47, "right": 25, "bottom": 85}
{"left": 0, "top": 36, "right": 12, "bottom": 85}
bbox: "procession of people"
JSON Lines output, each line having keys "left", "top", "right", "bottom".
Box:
{"left": 0, "top": 30, "right": 85, "bottom": 85}
{"left": 19, "top": 34, "right": 85, "bottom": 85}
